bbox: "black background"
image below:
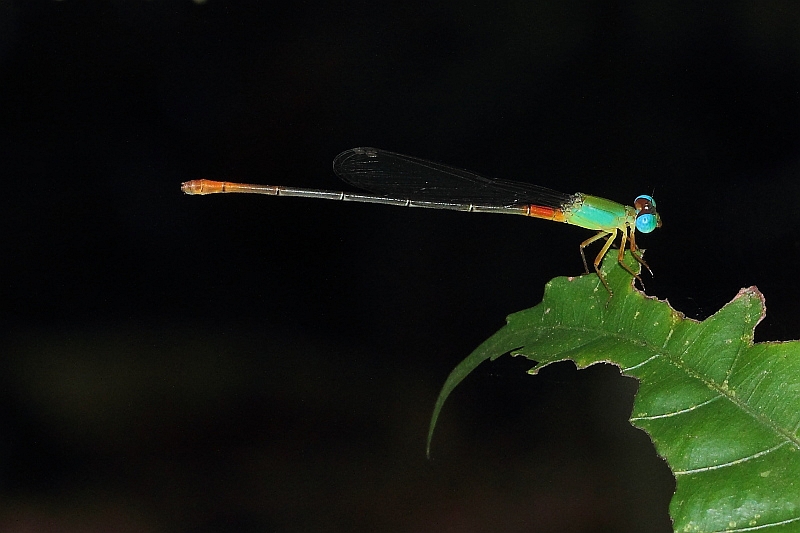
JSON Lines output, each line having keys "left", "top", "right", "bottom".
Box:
{"left": 2, "top": 1, "right": 799, "bottom": 531}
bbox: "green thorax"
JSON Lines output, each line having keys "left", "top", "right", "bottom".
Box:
{"left": 563, "top": 194, "right": 635, "bottom": 231}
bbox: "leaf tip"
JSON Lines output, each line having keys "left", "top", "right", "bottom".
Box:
{"left": 734, "top": 286, "right": 767, "bottom": 327}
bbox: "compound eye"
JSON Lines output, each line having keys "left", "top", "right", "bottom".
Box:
{"left": 636, "top": 213, "right": 658, "bottom": 233}
{"left": 634, "top": 194, "right": 656, "bottom": 213}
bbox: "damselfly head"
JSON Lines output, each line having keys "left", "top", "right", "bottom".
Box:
{"left": 633, "top": 195, "right": 661, "bottom": 233}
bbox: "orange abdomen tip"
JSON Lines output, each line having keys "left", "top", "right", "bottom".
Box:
{"left": 181, "top": 179, "right": 225, "bottom": 195}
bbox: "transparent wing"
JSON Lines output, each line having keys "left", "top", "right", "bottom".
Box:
{"left": 333, "top": 147, "right": 572, "bottom": 208}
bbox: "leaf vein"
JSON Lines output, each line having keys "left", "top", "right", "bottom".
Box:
{"left": 621, "top": 353, "right": 662, "bottom": 372}
{"left": 630, "top": 394, "right": 722, "bottom": 420}
{"left": 673, "top": 441, "right": 787, "bottom": 475}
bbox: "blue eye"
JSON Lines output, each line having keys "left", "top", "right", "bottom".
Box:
{"left": 636, "top": 213, "right": 657, "bottom": 233}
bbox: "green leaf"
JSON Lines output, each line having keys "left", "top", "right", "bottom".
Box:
{"left": 427, "top": 251, "right": 800, "bottom": 532}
